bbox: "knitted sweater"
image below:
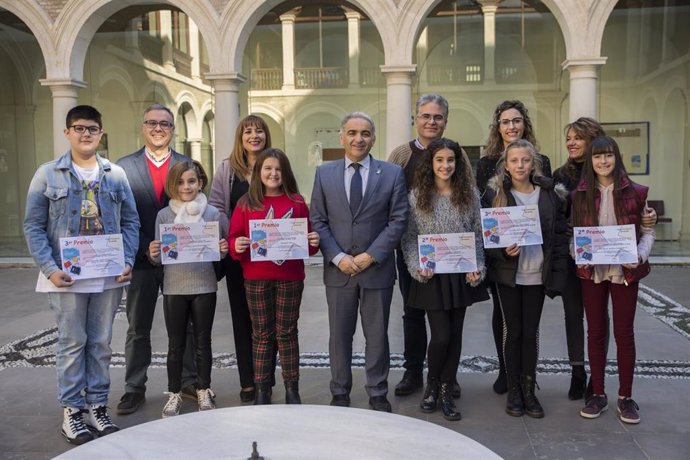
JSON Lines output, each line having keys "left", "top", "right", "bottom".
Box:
{"left": 401, "top": 189, "right": 486, "bottom": 284}
{"left": 229, "top": 193, "right": 318, "bottom": 281}
{"left": 153, "top": 205, "right": 222, "bottom": 295}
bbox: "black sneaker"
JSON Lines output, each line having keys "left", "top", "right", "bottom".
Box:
{"left": 61, "top": 407, "right": 94, "bottom": 445}
{"left": 117, "top": 392, "right": 145, "bottom": 415}
{"left": 85, "top": 404, "right": 119, "bottom": 436}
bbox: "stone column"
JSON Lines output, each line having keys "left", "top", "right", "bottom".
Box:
{"left": 416, "top": 26, "right": 429, "bottom": 87}
{"left": 188, "top": 20, "right": 201, "bottom": 80}
{"left": 39, "top": 79, "right": 87, "bottom": 158}
{"left": 380, "top": 65, "right": 416, "bottom": 156}
{"left": 205, "top": 73, "right": 246, "bottom": 169}
{"left": 562, "top": 58, "right": 607, "bottom": 121}
{"left": 125, "top": 16, "right": 142, "bottom": 55}
{"left": 479, "top": 0, "right": 500, "bottom": 83}
{"left": 280, "top": 12, "right": 297, "bottom": 90}
{"left": 345, "top": 11, "right": 361, "bottom": 88}
{"left": 189, "top": 138, "right": 202, "bottom": 162}
{"left": 159, "top": 10, "right": 175, "bottom": 71}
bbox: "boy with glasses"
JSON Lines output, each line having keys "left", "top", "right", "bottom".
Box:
{"left": 24, "top": 105, "right": 139, "bottom": 444}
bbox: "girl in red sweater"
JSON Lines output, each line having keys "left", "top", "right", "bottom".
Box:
{"left": 229, "top": 149, "right": 319, "bottom": 405}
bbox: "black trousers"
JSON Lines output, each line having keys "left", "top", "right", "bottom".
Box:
{"left": 124, "top": 265, "right": 197, "bottom": 393}
{"left": 426, "top": 308, "right": 467, "bottom": 383}
{"left": 490, "top": 282, "right": 505, "bottom": 373}
{"left": 396, "top": 249, "right": 427, "bottom": 375}
{"left": 560, "top": 262, "right": 585, "bottom": 365}
{"left": 163, "top": 293, "right": 216, "bottom": 392}
{"left": 495, "top": 283, "right": 545, "bottom": 379}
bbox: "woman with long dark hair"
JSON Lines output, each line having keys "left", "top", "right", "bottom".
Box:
{"left": 209, "top": 115, "right": 275, "bottom": 402}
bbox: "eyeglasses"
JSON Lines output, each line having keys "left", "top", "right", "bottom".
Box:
{"left": 417, "top": 113, "right": 446, "bottom": 123}
{"left": 499, "top": 117, "right": 524, "bottom": 127}
{"left": 143, "top": 120, "right": 174, "bottom": 130}
{"left": 69, "top": 125, "right": 102, "bottom": 135}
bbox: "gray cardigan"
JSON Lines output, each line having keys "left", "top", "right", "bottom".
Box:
{"left": 153, "top": 205, "right": 222, "bottom": 295}
{"left": 401, "top": 189, "right": 486, "bottom": 284}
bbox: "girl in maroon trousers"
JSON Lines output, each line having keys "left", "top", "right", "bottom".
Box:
{"left": 229, "top": 149, "right": 320, "bottom": 405}
{"left": 572, "top": 136, "right": 655, "bottom": 424}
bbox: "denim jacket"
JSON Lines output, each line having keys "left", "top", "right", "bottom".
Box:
{"left": 24, "top": 151, "right": 140, "bottom": 279}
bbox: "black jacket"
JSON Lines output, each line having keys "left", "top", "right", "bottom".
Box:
{"left": 481, "top": 175, "right": 569, "bottom": 298}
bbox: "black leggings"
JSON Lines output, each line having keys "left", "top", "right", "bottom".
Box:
{"left": 426, "top": 308, "right": 467, "bottom": 383}
{"left": 495, "top": 283, "right": 545, "bottom": 379}
{"left": 560, "top": 262, "right": 585, "bottom": 365}
{"left": 164, "top": 293, "right": 217, "bottom": 392}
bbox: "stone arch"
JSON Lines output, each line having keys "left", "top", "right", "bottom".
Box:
{"left": 175, "top": 90, "right": 201, "bottom": 138}
{"left": 95, "top": 64, "right": 135, "bottom": 101}
{"left": 0, "top": 0, "right": 53, "bottom": 71}
{"left": 49, "top": 0, "right": 221, "bottom": 81}
{"left": 219, "top": 0, "right": 401, "bottom": 75}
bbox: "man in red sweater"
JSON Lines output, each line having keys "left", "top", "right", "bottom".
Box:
{"left": 116, "top": 104, "right": 194, "bottom": 414}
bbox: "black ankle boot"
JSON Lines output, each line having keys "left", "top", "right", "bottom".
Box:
{"left": 568, "top": 365, "right": 587, "bottom": 400}
{"left": 439, "top": 383, "right": 461, "bottom": 421}
{"left": 254, "top": 383, "right": 271, "bottom": 405}
{"left": 419, "top": 378, "right": 439, "bottom": 413}
{"left": 493, "top": 369, "right": 507, "bottom": 395}
{"left": 285, "top": 381, "right": 301, "bottom": 404}
{"left": 505, "top": 376, "right": 524, "bottom": 417}
{"left": 521, "top": 375, "right": 544, "bottom": 418}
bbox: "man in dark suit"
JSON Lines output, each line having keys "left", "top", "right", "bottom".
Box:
{"left": 310, "top": 112, "right": 408, "bottom": 412}
{"left": 116, "top": 104, "right": 194, "bottom": 414}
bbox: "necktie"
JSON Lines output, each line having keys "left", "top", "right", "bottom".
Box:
{"left": 349, "top": 162, "right": 362, "bottom": 215}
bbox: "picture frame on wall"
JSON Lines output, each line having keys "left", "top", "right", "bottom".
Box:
{"left": 601, "top": 122, "right": 650, "bottom": 175}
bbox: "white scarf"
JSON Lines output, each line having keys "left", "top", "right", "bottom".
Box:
{"left": 169, "top": 193, "right": 207, "bottom": 223}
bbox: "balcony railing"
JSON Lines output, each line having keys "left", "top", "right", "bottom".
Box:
{"left": 360, "top": 66, "right": 384, "bottom": 87}
{"left": 173, "top": 48, "right": 192, "bottom": 78}
{"left": 295, "top": 67, "right": 348, "bottom": 89}
{"left": 251, "top": 68, "right": 283, "bottom": 90}
{"left": 426, "top": 64, "right": 482, "bottom": 85}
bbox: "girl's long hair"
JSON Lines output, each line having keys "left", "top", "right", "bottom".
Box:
{"left": 572, "top": 136, "right": 636, "bottom": 226}
{"left": 245, "top": 149, "right": 301, "bottom": 211}
{"left": 228, "top": 115, "right": 272, "bottom": 179}
{"left": 484, "top": 100, "right": 537, "bottom": 160}
{"left": 491, "top": 139, "right": 543, "bottom": 207}
{"left": 414, "top": 138, "right": 477, "bottom": 213}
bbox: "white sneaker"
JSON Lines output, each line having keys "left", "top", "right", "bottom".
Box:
{"left": 162, "top": 392, "right": 183, "bottom": 418}
{"left": 85, "top": 404, "right": 119, "bottom": 436}
{"left": 197, "top": 388, "right": 216, "bottom": 411}
{"left": 61, "top": 407, "right": 94, "bottom": 445}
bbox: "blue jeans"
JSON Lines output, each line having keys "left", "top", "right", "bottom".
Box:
{"left": 49, "top": 287, "right": 123, "bottom": 409}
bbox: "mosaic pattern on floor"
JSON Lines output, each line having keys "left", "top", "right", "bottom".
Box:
{"left": 2, "top": 284, "right": 689, "bottom": 378}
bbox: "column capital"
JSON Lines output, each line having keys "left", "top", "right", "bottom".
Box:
{"left": 205, "top": 72, "right": 247, "bottom": 90}
{"left": 561, "top": 57, "right": 607, "bottom": 71}
{"left": 345, "top": 11, "right": 361, "bottom": 21}
{"left": 478, "top": 0, "right": 501, "bottom": 12}
{"left": 39, "top": 78, "right": 87, "bottom": 90}
{"left": 379, "top": 65, "right": 416, "bottom": 76}
{"left": 279, "top": 8, "right": 300, "bottom": 23}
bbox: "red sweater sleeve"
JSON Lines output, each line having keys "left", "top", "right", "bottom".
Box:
{"left": 228, "top": 201, "right": 249, "bottom": 262}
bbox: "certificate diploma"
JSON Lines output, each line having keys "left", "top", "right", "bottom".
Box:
{"left": 480, "top": 204, "right": 543, "bottom": 248}
{"left": 417, "top": 233, "right": 477, "bottom": 274}
{"left": 59, "top": 234, "right": 125, "bottom": 280}
{"left": 160, "top": 222, "right": 220, "bottom": 265}
{"left": 249, "top": 218, "right": 309, "bottom": 262}
{"left": 573, "top": 225, "right": 638, "bottom": 265}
